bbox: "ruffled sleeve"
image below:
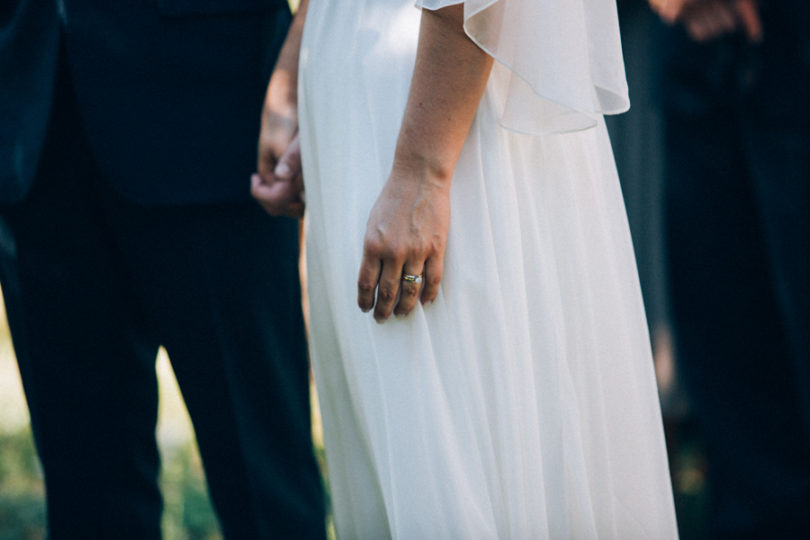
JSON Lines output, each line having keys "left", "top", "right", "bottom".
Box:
{"left": 415, "top": 0, "right": 629, "bottom": 135}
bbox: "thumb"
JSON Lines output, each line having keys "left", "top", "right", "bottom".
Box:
{"left": 274, "top": 133, "right": 302, "bottom": 181}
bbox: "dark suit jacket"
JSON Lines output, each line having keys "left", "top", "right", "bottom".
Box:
{"left": 0, "top": 0, "right": 290, "bottom": 205}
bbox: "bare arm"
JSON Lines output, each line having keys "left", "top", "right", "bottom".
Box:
{"left": 357, "top": 5, "right": 494, "bottom": 321}
{"left": 252, "top": 0, "right": 310, "bottom": 218}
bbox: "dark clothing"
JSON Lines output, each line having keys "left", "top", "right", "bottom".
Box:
{"left": 0, "top": 1, "right": 325, "bottom": 537}
{"left": 659, "top": 2, "right": 810, "bottom": 537}
{"left": 1, "top": 0, "right": 288, "bottom": 204}
{"left": 606, "top": 0, "right": 667, "bottom": 334}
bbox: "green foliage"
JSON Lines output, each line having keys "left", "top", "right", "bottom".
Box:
{"left": 0, "top": 428, "right": 222, "bottom": 540}
{"left": 0, "top": 429, "right": 45, "bottom": 540}
{"left": 161, "top": 443, "right": 221, "bottom": 540}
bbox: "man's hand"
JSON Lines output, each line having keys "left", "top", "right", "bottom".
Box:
{"left": 650, "top": 0, "right": 762, "bottom": 43}
{"left": 251, "top": 131, "right": 305, "bottom": 218}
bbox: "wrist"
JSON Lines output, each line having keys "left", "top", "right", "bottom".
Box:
{"left": 391, "top": 149, "right": 455, "bottom": 189}
{"left": 264, "top": 70, "right": 298, "bottom": 121}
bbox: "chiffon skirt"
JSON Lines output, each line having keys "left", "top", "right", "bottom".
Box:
{"left": 298, "top": 2, "right": 678, "bottom": 538}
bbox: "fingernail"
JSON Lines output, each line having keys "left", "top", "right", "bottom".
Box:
{"left": 423, "top": 300, "right": 433, "bottom": 307}
{"left": 275, "top": 162, "right": 291, "bottom": 178}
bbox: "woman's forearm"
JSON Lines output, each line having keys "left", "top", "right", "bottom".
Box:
{"left": 357, "top": 6, "right": 494, "bottom": 320}
{"left": 392, "top": 5, "right": 494, "bottom": 185}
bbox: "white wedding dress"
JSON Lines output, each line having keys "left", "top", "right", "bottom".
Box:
{"left": 299, "top": 1, "right": 679, "bottom": 538}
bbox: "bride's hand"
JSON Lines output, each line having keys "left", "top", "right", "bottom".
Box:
{"left": 356, "top": 4, "right": 493, "bottom": 322}
{"left": 357, "top": 164, "right": 450, "bottom": 321}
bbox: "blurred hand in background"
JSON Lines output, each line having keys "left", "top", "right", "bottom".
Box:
{"left": 650, "top": 0, "right": 762, "bottom": 43}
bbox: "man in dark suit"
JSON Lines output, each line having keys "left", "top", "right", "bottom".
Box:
{"left": 0, "top": 1, "right": 325, "bottom": 538}
{"left": 652, "top": 0, "right": 810, "bottom": 537}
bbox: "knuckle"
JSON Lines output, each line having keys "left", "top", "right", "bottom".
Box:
{"left": 407, "top": 241, "right": 424, "bottom": 257}
{"left": 364, "top": 238, "right": 383, "bottom": 255}
{"left": 357, "top": 280, "right": 375, "bottom": 294}
{"left": 385, "top": 246, "right": 406, "bottom": 261}
{"left": 401, "top": 284, "right": 419, "bottom": 298}
{"left": 430, "top": 234, "right": 446, "bottom": 251}
{"left": 377, "top": 287, "right": 396, "bottom": 303}
{"left": 427, "top": 275, "right": 442, "bottom": 288}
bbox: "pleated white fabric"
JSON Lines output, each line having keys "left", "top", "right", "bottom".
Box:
{"left": 298, "top": 1, "right": 678, "bottom": 538}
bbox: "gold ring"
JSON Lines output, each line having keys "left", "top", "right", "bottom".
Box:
{"left": 402, "top": 273, "right": 423, "bottom": 284}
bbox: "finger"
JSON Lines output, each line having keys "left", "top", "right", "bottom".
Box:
{"left": 274, "top": 134, "right": 302, "bottom": 181}
{"left": 717, "top": 2, "right": 738, "bottom": 31}
{"left": 251, "top": 173, "right": 275, "bottom": 210}
{"left": 685, "top": 11, "right": 711, "bottom": 41}
{"left": 710, "top": 2, "right": 738, "bottom": 37}
{"left": 420, "top": 255, "right": 443, "bottom": 306}
{"left": 394, "top": 261, "right": 424, "bottom": 316}
{"left": 700, "top": 4, "right": 726, "bottom": 39}
{"left": 251, "top": 173, "right": 304, "bottom": 218}
{"left": 659, "top": 0, "right": 690, "bottom": 23}
{"left": 735, "top": 0, "right": 763, "bottom": 42}
{"left": 373, "top": 259, "right": 403, "bottom": 322}
{"left": 257, "top": 135, "right": 277, "bottom": 179}
{"left": 252, "top": 174, "right": 287, "bottom": 217}
{"left": 357, "top": 252, "right": 381, "bottom": 313}
{"left": 701, "top": 1, "right": 735, "bottom": 35}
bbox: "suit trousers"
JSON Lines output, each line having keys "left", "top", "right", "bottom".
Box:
{"left": 665, "top": 105, "right": 810, "bottom": 538}
{"left": 0, "top": 50, "right": 325, "bottom": 539}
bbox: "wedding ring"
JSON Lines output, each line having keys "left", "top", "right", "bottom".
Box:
{"left": 402, "top": 273, "right": 423, "bottom": 284}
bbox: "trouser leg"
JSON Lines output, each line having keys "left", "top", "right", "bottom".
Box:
{"left": 665, "top": 111, "right": 810, "bottom": 537}
{"left": 0, "top": 66, "right": 162, "bottom": 539}
{"left": 102, "top": 189, "right": 326, "bottom": 539}
{"left": 743, "top": 124, "right": 810, "bottom": 532}
{"left": 746, "top": 125, "right": 810, "bottom": 434}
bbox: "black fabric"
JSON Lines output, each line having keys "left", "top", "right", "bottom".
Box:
{"left": 0, "top": 5, "right": 325, "bottom": 537}
{"left": 658, "top": 4, "right": 810, "bottom": 537}
{"left": 0, "top": 0, "right": 290, "bottom": 205}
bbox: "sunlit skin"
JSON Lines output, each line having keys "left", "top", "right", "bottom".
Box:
{"left": 356, "top": 5, "right": 494, "bottom": 322}
{"left": 650, "top": 0, "right": 762, "bottom": 43}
